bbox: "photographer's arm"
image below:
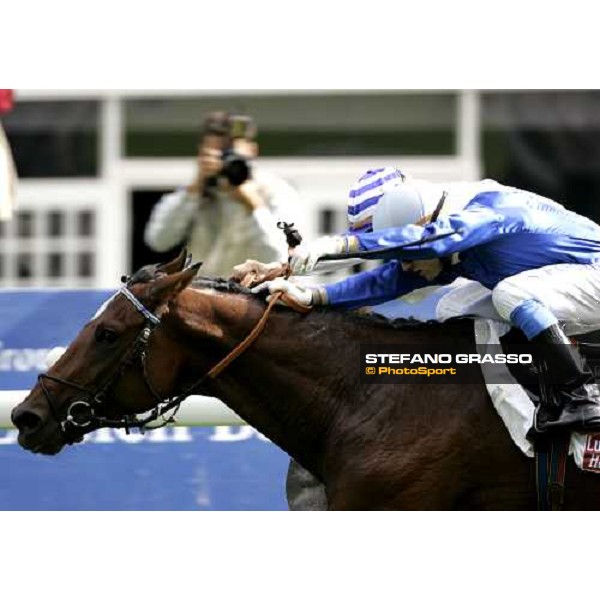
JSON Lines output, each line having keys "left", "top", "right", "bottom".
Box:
{"left": 144, "top": 188, "right": 199, "bottom": 252}
{"left": 233, "top": 173, "right": 301, "bottom": 262}
{"left": 228, "top": 180, "right": 288, "bottom": 258}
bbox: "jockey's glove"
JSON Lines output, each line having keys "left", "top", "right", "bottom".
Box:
{"left": 289, "top": 235, "right": 355, "bottom": 275}
{"left": 251, "top": 278, "right": 328, "bottom": 307}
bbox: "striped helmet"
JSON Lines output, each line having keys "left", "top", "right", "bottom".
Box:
{"left": 346, "top": 167, "right": 403, "bottom": 233}
{"left": 347, "top": 167, "right": 426, "bottom": 233}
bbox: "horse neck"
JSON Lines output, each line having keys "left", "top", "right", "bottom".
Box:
{"left": 167, "top": 288, "right": 358, "bottom": 478}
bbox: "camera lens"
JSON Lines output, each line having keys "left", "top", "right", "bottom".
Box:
{"left": 221, "top": 151, "right": 251, "bottom": 186}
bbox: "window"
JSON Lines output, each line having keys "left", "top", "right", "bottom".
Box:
{"left": 318, "top": 207, "right": 347, "bottom": 235}
{"left": 47, "top": 211, "right": 64, "bottom": 237}
{"left": 2, "top": 100, "right": 99, "bottom": 178}
{"left": 125, "top": 92, "right": 458, "bottom": 158}
{"left": 77, "top": 252, "right": 94, "bottom": 278}
{"left": 77, "top": 210, "right": 95, "bottom": 237}
{"left": 17, "top": 211, "right": 34, "bottom": 238}
{"left": 0, "top": 207, "right": 98, "bottom": 287}
{"left": 16, "top": 253, "right": 33, "bottom": 280}
{"left": 47, "top": 253, "right": 64, "bottom": 278}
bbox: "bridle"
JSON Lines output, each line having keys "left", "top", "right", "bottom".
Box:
{"left": 38, "top": 284, "right": 283, "bottom": 443}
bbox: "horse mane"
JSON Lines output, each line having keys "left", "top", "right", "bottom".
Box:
{"left": 124, "top": 262, "right": 471, "bottom": 334}
{"left": 189, "top": 275, "right": 472, "bottom": 333}
{"left": 192, "top": 276, "right": 249, "bottom": 295}
{"left": 123, "top": 258, "right": 464, "bottom": 331}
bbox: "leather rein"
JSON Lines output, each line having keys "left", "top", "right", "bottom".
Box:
{"left": 39, "top": 283, "right": 290, "bottom": 443}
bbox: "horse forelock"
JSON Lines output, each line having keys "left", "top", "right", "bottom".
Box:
{"left": 127, "top": 264, "right": 160, "bottom": 285}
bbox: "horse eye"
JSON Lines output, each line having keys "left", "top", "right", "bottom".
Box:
{"left": 95, "top": 326, "right": 119, "bottom": 343}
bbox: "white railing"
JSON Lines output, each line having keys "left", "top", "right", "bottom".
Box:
{"left": 0, "top": 391, "right": 245, "bottom": 429}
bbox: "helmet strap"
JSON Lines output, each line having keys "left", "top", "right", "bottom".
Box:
{"left": 429, "top": 191, "right": 448, "bottom": 224}
{"left": 414, "top": 190, "right": 448, "bottom": 226}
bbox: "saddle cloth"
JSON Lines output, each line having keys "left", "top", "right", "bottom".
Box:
{"left": 368, "top": 278, "right": 600, "bottom": 474}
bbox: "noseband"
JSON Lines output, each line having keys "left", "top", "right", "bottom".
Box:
{"left": 38, "top": 285, "right": 282, "bottom": 442}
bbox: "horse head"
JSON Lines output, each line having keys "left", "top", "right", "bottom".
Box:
{"left": 11, "top": 249, "right": 201, "bottom": 455}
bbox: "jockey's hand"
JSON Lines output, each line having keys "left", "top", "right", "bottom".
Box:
{"left": 229, "top": 259, "right": 288, "bottom": 288}
{"left": 289, "top": 236, "right": 347, "bottom": 275}
{"left": 251, "top": 278, "right": 314, "bottom": 307}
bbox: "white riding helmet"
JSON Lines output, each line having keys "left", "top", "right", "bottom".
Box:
{"left": 347, "top": 167, "right": 427, "bottom": 233}
{"left": 371, "top": 180, "right": 428, "bottom": 231}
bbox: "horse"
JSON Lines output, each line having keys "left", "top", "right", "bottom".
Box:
{"left": 10, "top": 250, "right": 600, "bottom": 509}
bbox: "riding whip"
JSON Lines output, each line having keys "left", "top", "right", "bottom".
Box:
{"left": 318, "top": 228, "right": 462, "bottom": 263}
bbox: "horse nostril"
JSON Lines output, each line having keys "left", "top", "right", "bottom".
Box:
{"left": 12, "top": 409, "right": 42, "bottom": 432}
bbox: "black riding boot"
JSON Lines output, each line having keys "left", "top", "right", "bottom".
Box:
{"left": 532, "top": 324, "right": 600, "bottom": 433}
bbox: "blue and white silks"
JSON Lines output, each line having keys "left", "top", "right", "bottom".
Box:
{"left": 326, "top": 188, "right": 600, "bottom": 338}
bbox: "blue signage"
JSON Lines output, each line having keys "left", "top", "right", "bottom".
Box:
{"left": 0, "top": 290, "right": 289, "bottom": 510}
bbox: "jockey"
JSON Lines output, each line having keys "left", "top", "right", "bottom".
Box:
{"left": 251, "top": 167, "right": 600, "bottom": 434}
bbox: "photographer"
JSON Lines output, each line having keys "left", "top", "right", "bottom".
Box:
{"left": 144, "top": 111, "right": 300, "bottom": 276}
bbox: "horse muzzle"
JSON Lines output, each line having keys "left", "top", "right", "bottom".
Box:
{"left": 11, "top": 403, "right": 68, "bottom": 455}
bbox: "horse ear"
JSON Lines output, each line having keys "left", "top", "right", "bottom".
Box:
{"left": 156, "top": 248, "right": 190, "bottom": 275}
{"left": 149, "top": 262, "right": 202, "bottom": 304}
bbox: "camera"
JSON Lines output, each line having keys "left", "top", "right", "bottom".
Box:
{"left": 203, "top": 149, "right": 251, "bottom": 190}
{"left": 220, "top": 149, "right": 251, "bottom": 186}
{"left": 220, "top": 115, "right": 254, "bottom": 186}
{"left": 203, "top": 114, "right": 254, "bottom": 189}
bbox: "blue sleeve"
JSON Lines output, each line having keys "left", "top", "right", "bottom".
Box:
{"left": 353, "top": 193, "right": 516, "bottom": 259}
{"left": 323, "top": 260, "right": 434, "bottom": 309}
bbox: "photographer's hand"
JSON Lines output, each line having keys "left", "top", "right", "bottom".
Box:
{"left": 229, "top": 180, "right": 267, "bottom": 212}
{"left": 187, "top": 148, "right": 223, "bottom": 196}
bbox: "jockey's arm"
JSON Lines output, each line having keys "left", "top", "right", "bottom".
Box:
{"left": 349, "top": 199, "right": 506, "bottom": 260}
{"left": 253, "top": 261, "right": 437, "bottom": 309}
{"left": 317, "top": 260, "right": 436, "bottom": 310}
{"left": 289, "top": 193, "right": 517, "bottom": 275}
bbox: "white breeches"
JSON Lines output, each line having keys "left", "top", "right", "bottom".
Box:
{"left": 491, "top": 263, "right": 600, "bottom": 336}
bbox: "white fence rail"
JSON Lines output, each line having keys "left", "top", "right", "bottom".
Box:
{"left": 0, "top": 391, "right": 245, "bottom": 429}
